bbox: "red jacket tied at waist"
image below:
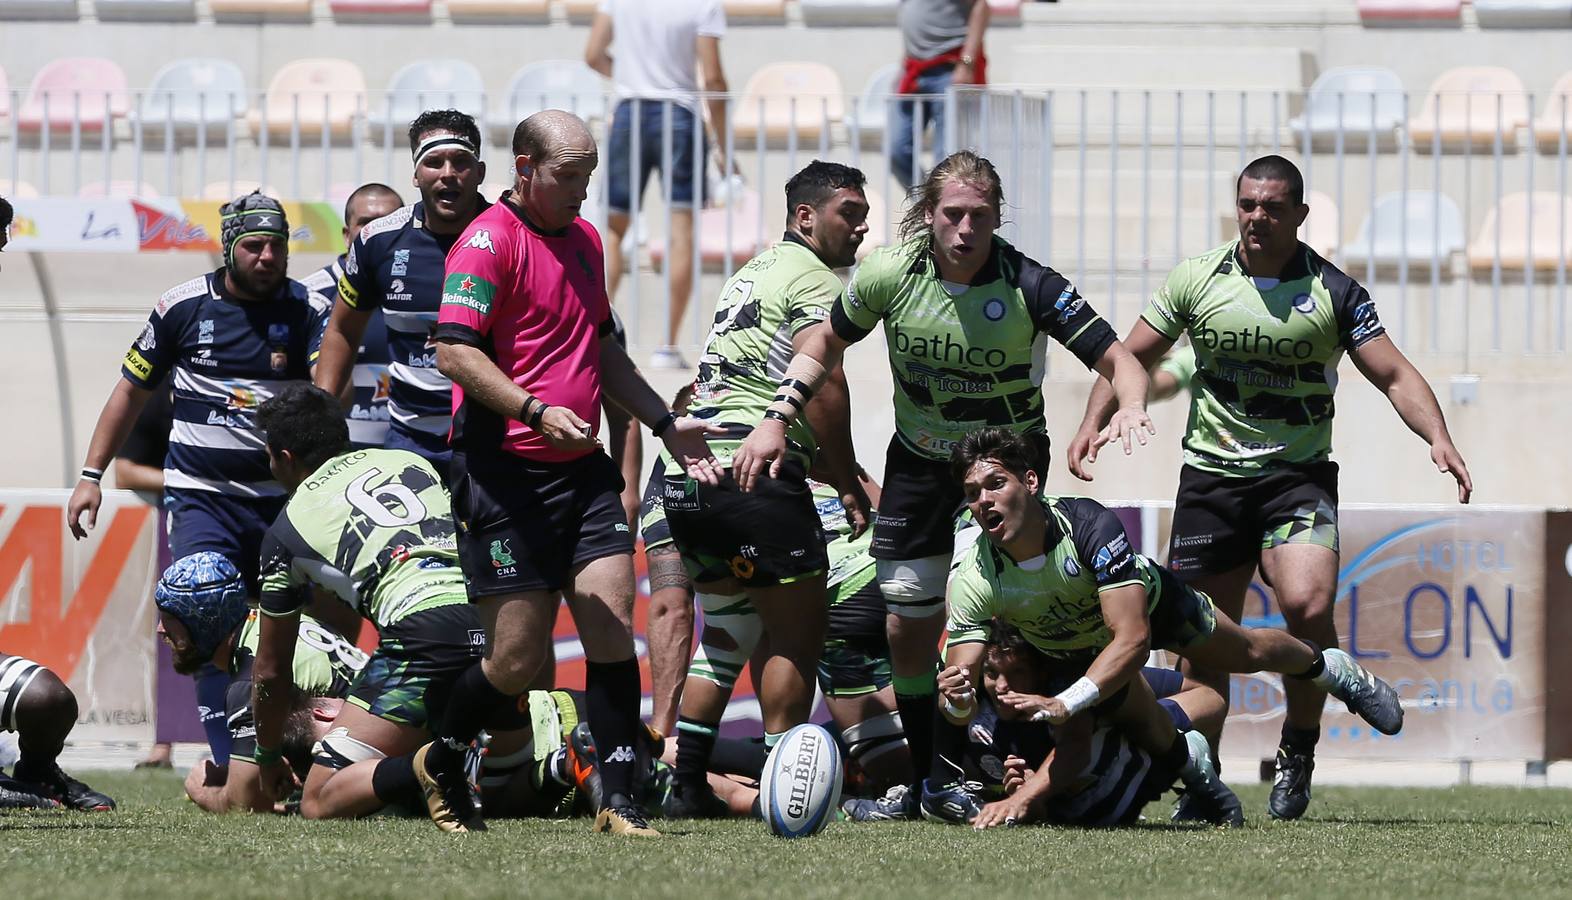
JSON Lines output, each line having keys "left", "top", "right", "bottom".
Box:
{"left": 897, "top": 47, "right": 988, "bottom": 96}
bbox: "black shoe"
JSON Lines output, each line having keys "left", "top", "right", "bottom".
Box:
{"left": 16, "top": 763, "right": 115, "bottom": 812}
{"left": 0, "top": 772, "right": 60, "bottom": 810}
{"left": 567, "top": 722, "right": 605, "bottom": 813}
{"left": 1176, "top": 731, "right": 1244, "bottom": 828}
{"left": 595, "top": 792, "right": 661, "bottom": 836}
{"left": 1170, "top": 788, "right": 1207, "bottom": 823}
{"left": 1268, "top": 747, "right": 1315, "bottom": 821}
{"left": 662, "top": 779, "right": 730, "bottom": 819}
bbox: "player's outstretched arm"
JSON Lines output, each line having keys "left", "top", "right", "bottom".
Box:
{"left": 973, "top": 716, "right": 1089, "bottom": 830}
{"left": 598, "top": 334, "right": 724, "bottom": 484}
{"left": 251, "top": 610, "right": 304, "bottom": 803}
{"left": 68, "top": 378, "right": 154, "bottom": 539}
{"left": 937, "top": 643, "right": 987, "bottom": 725}
{"left": 733, "top": 321, "right": 851, "bottom": 492}
{"left": 1069, "top": 321, "right": 1173, "bottom": 482}
{"left": 1351, "top": 336, "right": 1472, "bottom": 504}
{"left": 314, "top": 300, "right": 373, "bottom": 400}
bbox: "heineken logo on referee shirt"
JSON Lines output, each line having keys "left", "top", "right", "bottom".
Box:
{"left": 442, "top": 273, "right": 493, "bottom": 316}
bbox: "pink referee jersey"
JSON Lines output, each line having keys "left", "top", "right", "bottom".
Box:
{"left": 436, "top": 198, "right": 613, "bottom": 463}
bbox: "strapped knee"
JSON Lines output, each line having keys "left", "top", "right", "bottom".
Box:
{"left": 876, "top": 556, "right": 949, "bottom": 619}
{"left": 311, "top": 726, "right": 387, "bottom": 772}
{"left": 841, "top": 710, "right": 908, "bottom": 769}
{"left": 0, "top": 656, "right": 46, "bottom": 733}
{"left": 687, "top": 592, "right": 762, "bottom": 690}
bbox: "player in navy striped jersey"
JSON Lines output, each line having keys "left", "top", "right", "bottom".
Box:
{"left": 299, "top": 183, "right": 402, "bottom": 450}
{"left": 0, "top": 653, "right": 116, "bottom": 811}
{"left": 68, "top": 191, "right": 330, "bottom": 600}
{"left": 314, "top": 111, "right": 491, "bottom": 481}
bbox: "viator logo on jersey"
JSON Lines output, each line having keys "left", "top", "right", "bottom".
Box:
{"left": 464, "top": 230, "right": 496, "bottom": 254}
{"left": 1193, "top": 323, "right": 1315, "bottom": 360}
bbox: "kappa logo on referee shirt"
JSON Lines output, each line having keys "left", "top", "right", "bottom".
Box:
{"left": 465, "top": 230, "right": 496, "bottom": 254}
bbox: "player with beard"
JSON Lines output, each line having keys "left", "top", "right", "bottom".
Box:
{"left": 315, "top": 111, "right": 491, "bottom": 482}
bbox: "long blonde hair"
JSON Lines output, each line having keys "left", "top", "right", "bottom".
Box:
{"left": 897, "top": 150, "right": 1006, "bottom": 246}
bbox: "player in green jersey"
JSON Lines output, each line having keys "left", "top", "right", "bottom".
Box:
{"left": 732, "top": 150, "right": 1154, "bottom": 820}
{"left": 661, "top": 161, "right": 870, "bottom": 814}
{"left": 247, "top": 384, "right": 542, "bottom": 828}
{"left": 1069, "top": 155, "right": 1471, "bottom": 820}
{"left": 940, "top": 427, "right": 1405, "bottom": 825}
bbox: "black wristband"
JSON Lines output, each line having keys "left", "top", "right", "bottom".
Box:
{"left": 763, "top": 409, "right": 790, "bottom": 425}
{"left": 651, "top": 410, "right": 679, "bottom": 438}
{"left": 528, "top": 403, "right": 549, "bottom": 430}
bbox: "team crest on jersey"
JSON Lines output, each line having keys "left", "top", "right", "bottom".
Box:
{"left": 1054, "top": 287, "right": 1086, "bottom": 324}
{"left": 1063, "top": 556, "right": 1081, "bottom": 577}
{"left": 345, "top": 246, "right": 360, "bottom": 276}
{"left": 465, "top": 230, "right": 496, "bottom": 254}
{"left": 1292, "top": 293, "right": 1316, "bottom": 314}
{"left": 198, "top": 319, "right": 215, "bottom": 344}
{"left": 136, "top": 322, "right": 156, "bottom": 351}
{"left": 391, "top": 249, "right": 410, "bottom": 276}
{"left": 983, "top": 298, "right": 1007, "bottom": 321}
{"left": 489, "top": 539, "right": 516, "bottom": 573}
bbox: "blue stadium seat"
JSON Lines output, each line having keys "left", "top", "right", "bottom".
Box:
{"left": 1340, "top": 191, "right": 1465, "bottom": 271}
{"left": 1291, "top": 66, "right": 1406, "bottom": 149}
{"left": 848, "top": 62, "right": 899, "bottom": 149}
{"left": 132, "top": 59, "right": 247, "bottom": 146}
{"left": 368, "top": 59, "right": 486, "bottom": 137}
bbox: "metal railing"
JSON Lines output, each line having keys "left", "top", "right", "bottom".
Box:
{"left": 5, "top": 85, "right": 1572, "bottom": 359}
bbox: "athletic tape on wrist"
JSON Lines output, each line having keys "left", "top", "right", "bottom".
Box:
{"left": 1053, "top": 676, "right": 1101, "bottom": 717}
{"left": 940, "top": 692, "right": 976, "bottom": 720}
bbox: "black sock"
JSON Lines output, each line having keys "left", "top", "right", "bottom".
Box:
{"left": 585, "top": 657, "right": 642, "bottom": 802}
{"left": 428, "top": 663, "right": 511, "bottom": 773}
{"left": 1291, "top": 645, "right": 1327, "bottom": 680}
{"left": 371, "top": 754, "right": 422, "bottom": 808}
{"left": 928, "top": 714, "right": 969, "bottom": 785}
{"left": 894, "top": 691, "right": 937, "bottom": 784}
{"left": 675, "top": 717, "right": 720, "bottom": 787}
{"left": 1161, "top": 730, "right": 1191, "bottom": 773}
{"left": 1280, "top": 725, "right": 1320, "bottom": 754}
{"left": 709, "top": 736, "right": 768, "bottom": 779}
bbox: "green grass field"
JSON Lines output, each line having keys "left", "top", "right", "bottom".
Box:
{"left": 3, "top": 772, "right": 1570, "bottom": 899}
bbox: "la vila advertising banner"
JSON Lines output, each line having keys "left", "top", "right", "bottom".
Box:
{"left": 5, "top": 197, "right": 343, "bottom": 254}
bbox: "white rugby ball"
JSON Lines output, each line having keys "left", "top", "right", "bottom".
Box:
{"left": 759, "top": 723, "right": 843, "bottom": 838}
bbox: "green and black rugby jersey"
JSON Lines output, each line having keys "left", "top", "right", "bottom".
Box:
{"left": 946, "top": 495, "right": 1161, "bottom": 661}
{"left": 691, "top": 234, "right": 844, "bottom": 469}
{"left": 258, "top": 449, "right": 467, "bottom": 631}
{"left": 1140, "top": 240, "right": 1386, "bottom": 475}
{"left": 830, "top": 234, "right": 1117, "bottom": 460}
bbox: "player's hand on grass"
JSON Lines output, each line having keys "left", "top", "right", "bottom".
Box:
{"left": 973, "top": 794, "right": 1032, "bottom": 830}
{"left": 257, "top": 758, "right": 299, "bottom": 804}
{"left": 538, "top": 406, "right": 602, "bottom": 454}
{"left": 731, "top": 417, "right": 789, "bottom": 492}
{"left": 1432, "top": 440, "right": 1472, "bottom": 504}
{"left": 662, "top": 415, "right": 725, "bottom": 486}
{"left": 1000, "top": 755, "right": 1030, "bottom": 796}
{"left": 1066, "top": 421, "right": 1103, "bottom": 483}
{"left": 67, "top": 479, "right": 102, "bottom": 539}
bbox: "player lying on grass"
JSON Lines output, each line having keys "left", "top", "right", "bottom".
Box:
{"left": 937, "top": 426, "right": 1405, "bottom": 824}
{"left": 155, "top": 552, "right": 367, "bottom": 813}
{"left": 963, "top": 623, "right": 1225, "bottom": 829}
{"left": 0, "top": 654, "right": 116, "bottom": 811}
{"left": 662, "top": 474, "right": 912, "bottom": 817}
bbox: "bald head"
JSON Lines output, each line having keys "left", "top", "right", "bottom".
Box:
{"left": 512, "top": 109, "right": 595, "bottom": 162}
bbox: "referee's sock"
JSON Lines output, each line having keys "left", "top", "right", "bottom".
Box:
{"left": 585, "top": 656, "right": 643, "bottom": 802}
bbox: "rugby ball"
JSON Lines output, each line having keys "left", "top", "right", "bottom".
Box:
{"left": 759, "top": 723, "right": 843, "bottom": 838}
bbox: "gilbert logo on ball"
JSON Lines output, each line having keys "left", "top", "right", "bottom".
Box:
{"left": 759, "top": 723, "right": 842, "bottom": 838}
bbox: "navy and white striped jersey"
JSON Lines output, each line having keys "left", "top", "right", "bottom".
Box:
{"left": 121, "top": 268, "right": 330, "bottom": 498}
{"left": 301, "top": 256, "right": 391, "bottom": 449}
{"left": 336, "top": 201, "right": 487, "bottom": 444}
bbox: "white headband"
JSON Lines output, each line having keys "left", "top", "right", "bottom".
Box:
{"left": 413, "top": 131, "right": 479, "bottom": 169}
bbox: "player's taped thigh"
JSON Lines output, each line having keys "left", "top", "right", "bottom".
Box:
{"left": 0, "top": 656, "right": 46, "bottom": 733}
{"left": 311, "top": 726, "right": 388, "bottom": 772}
{"left": 876, "top": 556, "right": 950, "bottom": 619}
{"left": 687, "top": 592, "right": 762, "bottom": 690}
{"left": 841, "top": 710, "right": 908, "bottom": 768}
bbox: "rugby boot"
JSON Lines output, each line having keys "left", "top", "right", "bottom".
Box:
{"left": 662, "top": 779, "right": 731, "bottom": 819}
{"left": 567, "top": 722, "right": 606, "bottom": 813}
{"left": 841, "top": 783, "right": 919, "bottom": 822}
{"left": 594, "top": 792, "right": 662, "bottom": 837}
{"left": 1268, "top": 747, "right": 1315, "bottom": 821}
{"left": 0, "top": 772, "right": 60, "bottom": 810}
{"left": 919, "top": 777, "right": 985, "bottom": 825}
{"left": 412, "top": 742, "right": 486, "bottom": 833}
{"left": 1317, "top": 648, "right": 1404, "bottom": 735}
{"left": 13, "top": 762, "right": 114, "bottom": 812}
{"left": 1176, "top": 730, "right": 1244, "bottom": 827}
